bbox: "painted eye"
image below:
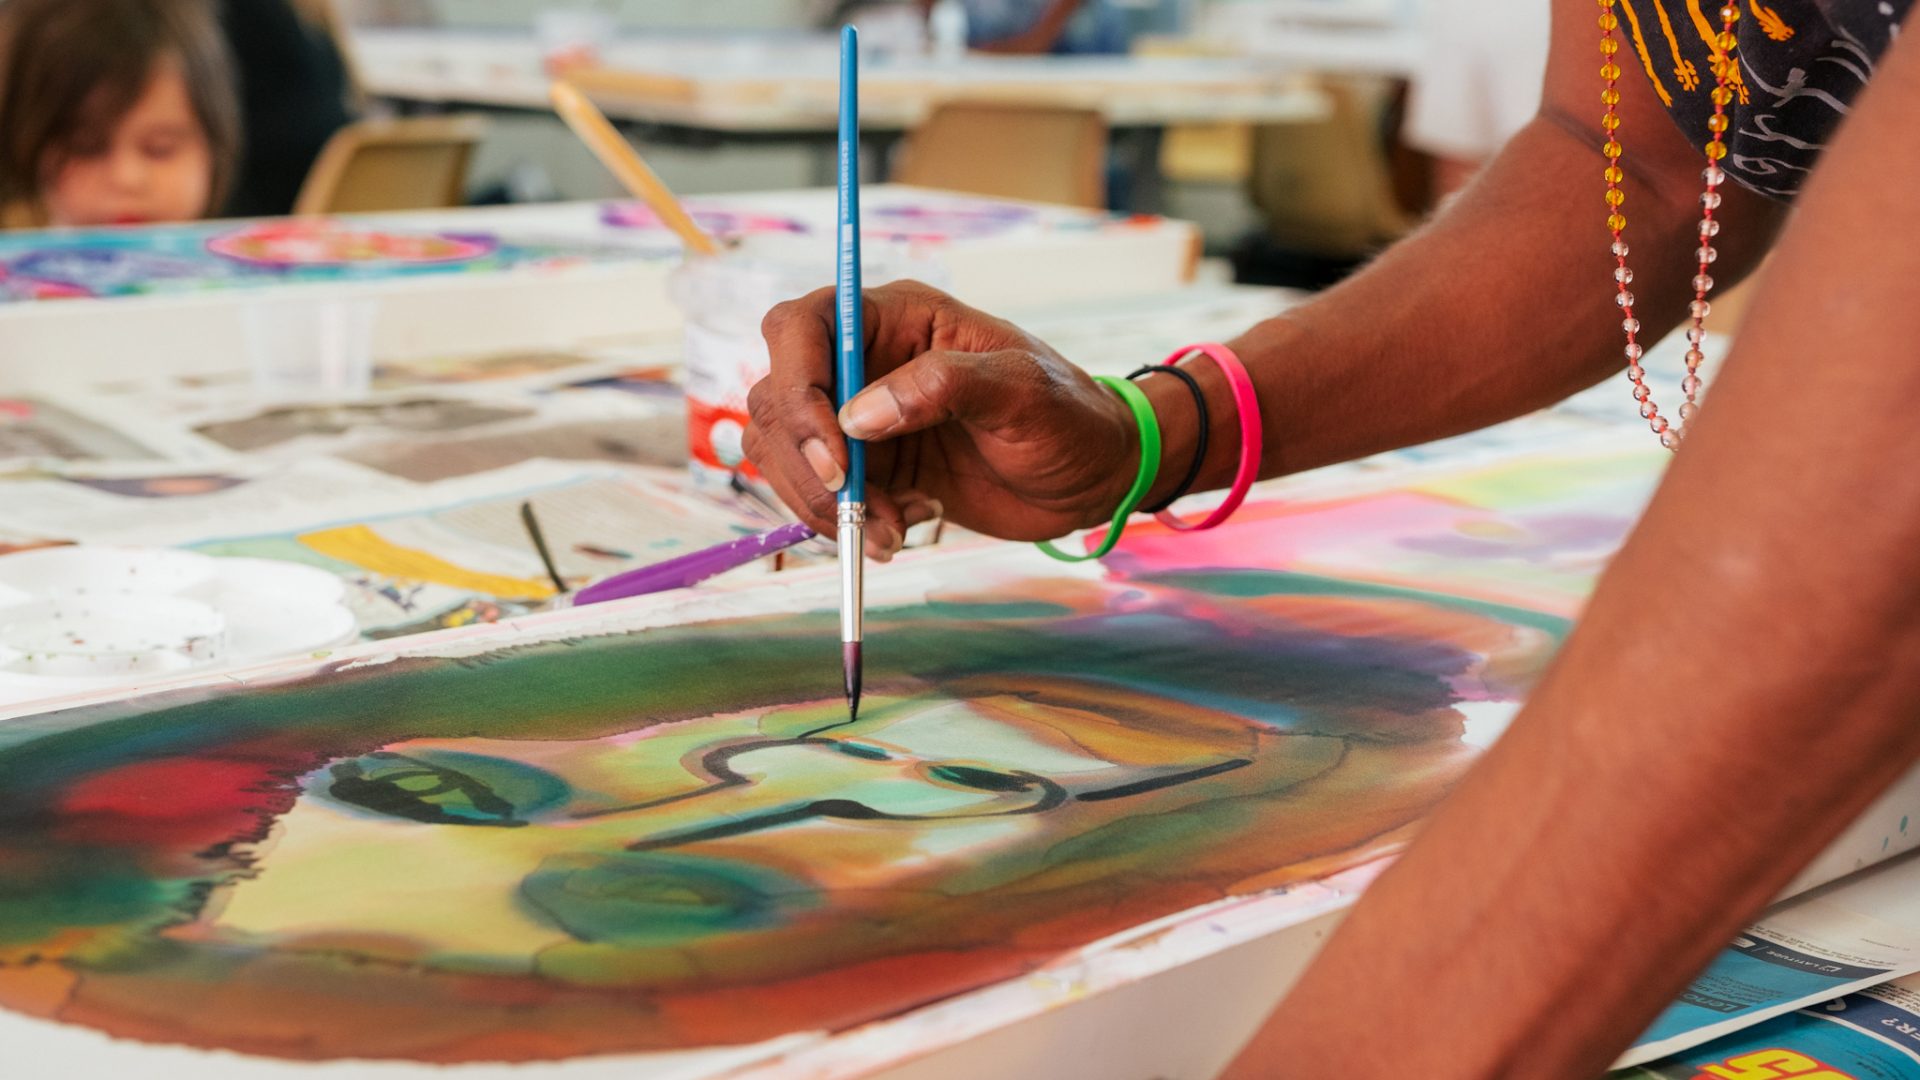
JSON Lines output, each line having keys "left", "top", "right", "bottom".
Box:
{"left": 324, "top": 750, "right": 569, "bottom": 827}
{"left": 521, "top": 851, "right": 811, "bottom": 946}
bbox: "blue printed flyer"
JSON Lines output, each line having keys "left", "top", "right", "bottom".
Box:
{"left": 1615, "top": 872, "right": 1920, "bottom": 1070}
{"left": 1623, "top": 974, "right": 1920, "bottom": 1079}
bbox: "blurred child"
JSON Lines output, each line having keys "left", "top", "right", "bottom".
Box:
{"left": 0, "top": 0, "right": 240, "bottom": 228}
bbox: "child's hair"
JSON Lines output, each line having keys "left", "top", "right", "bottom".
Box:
{"left": 0, "top": 0, "right": 240, "bottom": 218}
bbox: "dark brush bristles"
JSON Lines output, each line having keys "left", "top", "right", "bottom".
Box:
{"left": 843, "top": 641, "right": 862, "bottom": 720}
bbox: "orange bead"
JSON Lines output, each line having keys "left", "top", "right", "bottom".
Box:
{"left": 1600, "top": 37, "right": 1620, "bottom": 55}
{"left": 1602, "top": 88, "right": 1621, "bottom": 105}
{"left": 1604, "top": 165, "right": 1624, "bottom": 183}
{"left": 1711, "top": 86, "right": 1734, "bottom": 105}
{"left": 1603, "top": 139, "right": 1623, "bottom": 158}
{"left": 1719, "top": 3, "right": 1740, "bottom": 20}
{"left": 1707, "top": 114, "right": 1729, "bottom": 132}
{"left": 1602, "top": 113, "right": 1621, "bottom": 130}
{"left": 1716, "top": 31, "right": 1737, "bottom": 50}
{"left": 1599, "top": 12, "right": 1618, "bottom": 29}
{"left": 1608, "top": 213, "right": 1627, "bottom": 232}
{"left": 1704, "top": 141, "right": 1727, "bottom": 160}
{"left": 1600, "top": 62, "right": 1622, "bottom": 80}
{"left": 1605, "top": 188, "right": 1626, "bottom": 207}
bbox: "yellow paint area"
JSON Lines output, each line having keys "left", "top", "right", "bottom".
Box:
{"left": 301, "top": 524, "right": 556, "bottom": 601}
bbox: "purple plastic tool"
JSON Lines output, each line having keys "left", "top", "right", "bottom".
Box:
{"left": 566, "top": 521, "right": 817, "bottom": 608}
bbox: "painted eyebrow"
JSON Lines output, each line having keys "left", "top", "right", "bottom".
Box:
{"left": 1073, "top": 758, "right": 1254, "bottom": 802}
{"left": 624, "top": 772, "right": 1072, "bottom": 854}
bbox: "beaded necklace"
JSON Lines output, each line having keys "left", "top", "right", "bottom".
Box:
{"left": 1598, "top": 1, "right": 1742, "bottom": 450}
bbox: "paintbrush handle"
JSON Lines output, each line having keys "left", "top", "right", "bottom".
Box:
{"left": 550, "top": 80, "right": 722, "bottom": 257}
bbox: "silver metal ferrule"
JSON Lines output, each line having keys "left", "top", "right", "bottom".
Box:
{"left": 838, "top": 502, "right": 865, "bottom": 643}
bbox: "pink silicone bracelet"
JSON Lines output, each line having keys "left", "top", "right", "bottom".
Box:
{"left": 1154, "top": 343, "right": 1262, "bottom": 532}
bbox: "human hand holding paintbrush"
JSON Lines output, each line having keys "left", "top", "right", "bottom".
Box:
{"left": 743, "top": 280, "right": 1143, "bottom": 549}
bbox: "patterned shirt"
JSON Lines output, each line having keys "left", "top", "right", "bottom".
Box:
{"left": 1629, "top": 0, "right": 1910, "bottom": 198}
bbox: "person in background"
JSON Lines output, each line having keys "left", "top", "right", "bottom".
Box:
{"left": 217, "top": 0, "right": 359, "bottom": 218}
{"left": 921, "top": 0, "right": 1129, "bottom": 55}
{"left": 1404, "top": 0, "right": 1552, "bottom": 197}
{"left": 0, "top": 0, "right": 239, "bottom": 229}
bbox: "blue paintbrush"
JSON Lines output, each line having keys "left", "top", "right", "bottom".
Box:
{"left": 835, "top": 24, "right": 867, "bottom": 721}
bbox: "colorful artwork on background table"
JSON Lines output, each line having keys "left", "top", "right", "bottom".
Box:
{"left": 0, "top": 437, "right": 1680, "bottom": 1073}
{"left": 599, "top": 195, "right": 1137, "bottom": 247}
{"left": 600, "top": 201, "right": 808, "bottom": 239}
{"left": 0, "top": 247, "right": 232, "bottom": 299}
{"left": 864, "top": 197, "right": 1045, "bottom": 243}
{"left": 0, "top": 221, "right": 605, "bottom": 303}
{"left": 206, "top": 221, "right": 498, "bottom": 269}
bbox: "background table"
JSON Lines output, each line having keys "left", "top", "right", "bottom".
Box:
{"left": 351, "top": 28, "right": 1333, "bottom": 134}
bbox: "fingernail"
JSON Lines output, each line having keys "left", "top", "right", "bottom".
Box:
{"left": 840, "top": 387, "right": 902, "bottom": 439}
{"left": 801, "top": 438, "right": 844, "bottom": 492}
{"left": 865, "top": 521, "right": 900, "bottom": 563}
{"left": 900, "top": 495, "right": 944, "bottom": 527}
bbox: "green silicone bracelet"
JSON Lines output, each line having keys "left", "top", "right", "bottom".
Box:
{"left": 1037, "top": 375, "right": 1162, "bottom": 563}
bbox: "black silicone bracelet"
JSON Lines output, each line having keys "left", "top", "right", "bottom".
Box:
{"left": 1128, "top": 363, "right": 1209, "bottom": 515}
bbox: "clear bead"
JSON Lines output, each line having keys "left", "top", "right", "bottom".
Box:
{"left": 1700, "top": 219, "right": 1721, "bottom": 237}
{"left": 1611, "top": 240, "right": 1630, "bottom": 257}
{"left": 1692, "top": 274, "right": 1715, "bottom": 292}
{"left": 1632, "top": 384, "right": 1651, "bottom": 402}
{"left": 1686, "top": 327, "right": 1706, "bottom": 346}
{"left": 1622, "top": 317, "right": 1641, "bottom": 334}
{"left": 1639, "top": 401, "right": 1658, "bottom": 419}
{"left": 1679, "top": 401, "right": 1699, "bottom": 422}
{"left": 1660, "top": 430, "right": 1681, "bottom": 450}
{"left": 1689, "top": 299, "right": 1711, "bottom": 319}
{"left": 1649, "top": 415, "right": 1670, "bottom": 434}
{"left": 1614, "top": 266, "right": 1634, "bottom": 284}
{"left": 1627, "top": 363, "right": 1646, "bottom": 382}
{"left": 1625, "top": 342, "right": 1644, "bottom": 360}
{"left": 1703, "top": 165, "right": 1726, "bottom": 186}
{"left": 1685, "top": 348, "right": 1705, "bottom": 367}
{"left": 1616, "top": 290, "right": 1636, "bottom": 308}
{"left": 1682, "top": 374, "right": 1703, "bottom": 396}
{"left": 1701, "top": 191, "right": 1722, "bottom": 209}
{"left": 1696, "top": 245, "right": 1718, "bottom": 264}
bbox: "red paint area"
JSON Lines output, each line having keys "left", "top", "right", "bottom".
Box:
{"left": 55, "top": 755, "right": 298, "bottom": 849}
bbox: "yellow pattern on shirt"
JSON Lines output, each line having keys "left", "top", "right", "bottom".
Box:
{"left": 1684, "top": 0, "right": 1752, "bottom": 102}
{"left": 1618, "top": 0, "right": 1676, "bottom": 106}
{"left": 1748, "top": 0, "right": 1795, "bottom": 41}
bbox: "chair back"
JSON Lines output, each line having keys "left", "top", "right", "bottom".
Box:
{"left": 294, "top": 114, "right": 487, "bottom": 216}
{"left": 896, "top": 101, "right": 1108, "bottom": 209}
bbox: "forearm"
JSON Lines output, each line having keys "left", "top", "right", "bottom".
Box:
{"left": 1137, "top": 111, "right": 1777, "bottom": 508}
{"left": 1225, "top": 25, "right": 1920, "bottom": 1078}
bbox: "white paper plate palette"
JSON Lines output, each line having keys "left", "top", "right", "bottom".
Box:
{"left": 0, "top": 547, "right": 358, "bottom": 708}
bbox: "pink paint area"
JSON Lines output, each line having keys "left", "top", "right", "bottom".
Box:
{"left": 1107, "top": 490, "right": 1636, "bottom": 619}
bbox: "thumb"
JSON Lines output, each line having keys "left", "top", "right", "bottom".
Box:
{"left": 837, "top": 350, "right": 1041, "bottom": 442}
